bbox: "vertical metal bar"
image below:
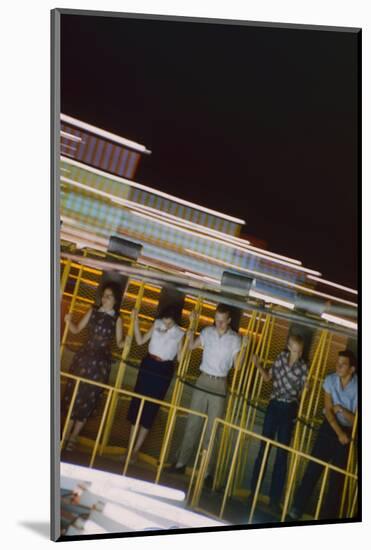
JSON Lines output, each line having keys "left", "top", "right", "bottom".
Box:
{"left": 248, "top": 441, "right": 270, "bottom": 524}
{"left": 89, "top": 389, "right": 113, "bottom": 468}
{"left": 234, "top": 312, "right": 258, "bottom": 410}
{"left": 312, "top": 333, "right": 332, "bottom": 419}
{"left": 314, "top": 466, "right": 329, "bottom": 520}
{"left": 234, "top": 318, "right": 271, "bottom": 494}
{"left": 187, "top": 415, "right": 209, "bottom": 503}
{"left": 303, "top": 332, "right": 331, "bottom": 459}
{"left": 246, "top": 317, "right": 273, "bottom": 435}
{"left": 155, "top": 405, "right": 177, "bottom": 484}
{"left": 60, "top": 379, "right": 80, "bottom": 449}
{"left": 306, "top": 332, "right": 327, "bottom": 432}
{"left": 60, "top": 258, "right": 72, "bottom": 300}
{"left": 242, "top": 315, "right": 267, "bottom": 414}
{"left": 340, "top": 410, "right": 358, "bottom": 517}
{"left": 281, "top": 453, "right": 299, "bottom": 521}
{"left": 218, "top": 314, "right": 267, "bottom": 488}
{"left": 158, "top": 297, "right": 203, "bottom": 475}
{"left": 243, "top": 316, "right": 270, "bottom": 432}
{"left": 171, "top": 296, "right": 201, "bottom": 409}
{"left": 191, "top": 450, "right": 207, "bottom": 508}
{"left": 60, "top": 251, "right": 87, "bottom": 360}
{"left": 347, "top": 462, "right": 358, "bottom": 516}
{"left": 288, "top": 330, "right": 325, "bottom": 486}
{"left": 231, "top": 316, "right": 270, "bottom": 495}
{"left": 122, "top": 398, "right": 145, "bottom": 476}
{"left": 296, "top": 331, "right": 327, "bottom": 468}
{"left": 219, "top": 430, "right": 243, "bottom": 518}
{"left": 100, "top": 279, "right": 144, "bottom": 451}
{"left": 292, "top": 330, "right": 323, "bottom": 447}
{"left": 241, "top": 313, "right": 261, "bottom": 399}
{"left": 216, "top": 341, "right": 249, "bottom": 494}
{"left": 349, "top": 484, "right": 358, "bottom": 518}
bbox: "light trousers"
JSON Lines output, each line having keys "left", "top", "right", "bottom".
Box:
{"left": 177, "top": 372, "right": 227, "bottom": 469}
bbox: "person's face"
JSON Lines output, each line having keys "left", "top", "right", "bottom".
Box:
{"left": 336, "top": 355, "right": 355, "bottom": 378}
{"left": 162, "top": 317, "right": 175, "bottom": 330}
{"left": 288, "top": 339, "right": 303, "bottom": 360}
{"left": 101, "top": 288, "right": 115, "bottom": 310}
{"left": 215, "top": 312, "right": 231, "bottom": 334}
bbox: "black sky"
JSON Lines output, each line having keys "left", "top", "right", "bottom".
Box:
{"left": 61, "top": 14, "right": 359, "bottom": 288}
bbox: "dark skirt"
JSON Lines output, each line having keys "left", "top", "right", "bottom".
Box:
{"left": 127, "top": 355, "right": 175, "bottom": 429}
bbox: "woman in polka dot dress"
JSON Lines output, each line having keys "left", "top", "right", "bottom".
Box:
{"left": 62, "top": 283, "right": 125, "bottom": 451}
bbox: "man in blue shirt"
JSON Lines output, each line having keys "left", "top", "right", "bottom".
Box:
{"left": 289, "top": 349, "right": 358, "bottom": 520}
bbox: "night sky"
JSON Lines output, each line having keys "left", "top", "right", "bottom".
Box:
{"left": 61, "top": 14, "right": 359, "bottom": 288}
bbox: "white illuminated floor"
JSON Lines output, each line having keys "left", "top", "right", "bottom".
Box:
{"left": 60, "top": 462, "right": 226, "bottom": 536}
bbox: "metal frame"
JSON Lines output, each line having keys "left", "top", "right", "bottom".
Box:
{"left": 191, "top": 416, "right": 358, "bottom": 523}
{"left": 60, "top": 372, "right": 208, "bottom": 485}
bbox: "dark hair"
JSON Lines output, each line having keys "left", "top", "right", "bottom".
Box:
{"left": 339, "top": 349, "right": 357, "bottom": 369}
{"left": 215, "top": 303, "right": 232, "bottom": 318}
{"left": 99, "top": 282, "right": 122, "bottom": 316}
{"left": 158, "top": 305, "right": 181, "bottom": 325}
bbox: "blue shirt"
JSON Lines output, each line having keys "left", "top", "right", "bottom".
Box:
{"left": 323, "top": 373, "right": 358, "bottom": 427}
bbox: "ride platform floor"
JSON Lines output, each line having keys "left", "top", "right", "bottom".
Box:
{"left": 60, "top": 444, "right": 300, "bottom": 527}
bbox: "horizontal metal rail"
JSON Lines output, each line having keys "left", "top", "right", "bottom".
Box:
{"left": 60, "top": 371, "right": 208, "bottom": 485}
{"left": 191, "top": 416, "right": 358, "bottom": 523}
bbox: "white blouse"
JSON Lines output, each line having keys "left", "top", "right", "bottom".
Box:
{"left": 148, "top": 319, "right": 185, "bottom": 361}
{"left": 199, "top": 326, "right": 241, "bottom": 377}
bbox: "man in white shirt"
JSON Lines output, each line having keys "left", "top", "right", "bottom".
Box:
{"left": 167, "top": 304, "right": 242, "bottom": 484}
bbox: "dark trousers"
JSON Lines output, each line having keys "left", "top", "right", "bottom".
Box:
{"left": 251, "top": 399, "right": 297, "bottom": 504}
{"left": 293, "top": 420, "right": 351, "bottom": 519}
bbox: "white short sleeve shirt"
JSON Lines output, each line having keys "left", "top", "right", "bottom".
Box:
{"left": 148, "top": 319, "right": 184, "bottom": 361}
{"left": 199, "top": 326, "right": 241, "bottom": 377}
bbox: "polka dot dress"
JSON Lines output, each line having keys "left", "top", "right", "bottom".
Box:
{"left": 62, "top": 308, "right": 117, "bottom": 422}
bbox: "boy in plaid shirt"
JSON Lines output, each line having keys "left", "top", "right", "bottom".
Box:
{"left": 250, "top": 334, "right": 308, "bottom": 512}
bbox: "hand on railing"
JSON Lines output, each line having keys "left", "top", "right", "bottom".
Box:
{"left": 117, "top": 337, "right": 126, "bottom": 349}
{"left": 189, "top": 309, "right": 197, "bottom": 325}
{"left": 187, "top": 326, "right": 195, "bottom": 338}
{"left": 252, "top": 353, "right": 260, "bottom": 367}
{"left": 64, "top": 312, "right": 72, "bottom": 324}
{"left": 241, "top": 335, "right": 250, "bottom": 349}
{"left": 338, "top": 432, "right": 350, "bottom": 445}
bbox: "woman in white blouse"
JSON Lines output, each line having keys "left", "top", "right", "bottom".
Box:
{"left": 126, "top": 305, "right": 185, "bottom": 462}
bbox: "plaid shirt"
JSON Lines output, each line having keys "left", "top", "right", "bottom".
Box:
{"left": 270, "top": 351, "right": 308, "bottom": 403}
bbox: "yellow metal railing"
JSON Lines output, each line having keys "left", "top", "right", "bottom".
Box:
{"left": 340, "top": 409, "right": 358, "bottom": 518}
{"left": 60, "top": 250, "right": 87, "bottom": 360}
{"left": 190, "top": 416, "right": 358, "bottom": 523}
{"left": 60, "top": 371, "right": 208, "bottom": 490}
{"left": 232, "top": 315, "right": 275, "bottom": 495}
{"left": 59, "top": 257, "right": 358, "bottom": 522}
{"left": 99, "top": 281, "right": 145, "bottom": 450}
{"left": 155, "top": 297, "right": 204, "bottom": 485}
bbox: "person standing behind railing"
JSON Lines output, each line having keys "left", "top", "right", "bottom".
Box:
{"left": 62, "top": 283, "right": 126, "bottom": 451}
{"left": 125, "top": 305, "right": 185, "bottom": 463}
{"left": 250, "top": 334, "right": 308, "bottom": 514}
{"left": 289, "top": 349, "right": 358, "bottom": 521}
{"left": 166, "top": 304, "right": 243, "bottom": 487}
